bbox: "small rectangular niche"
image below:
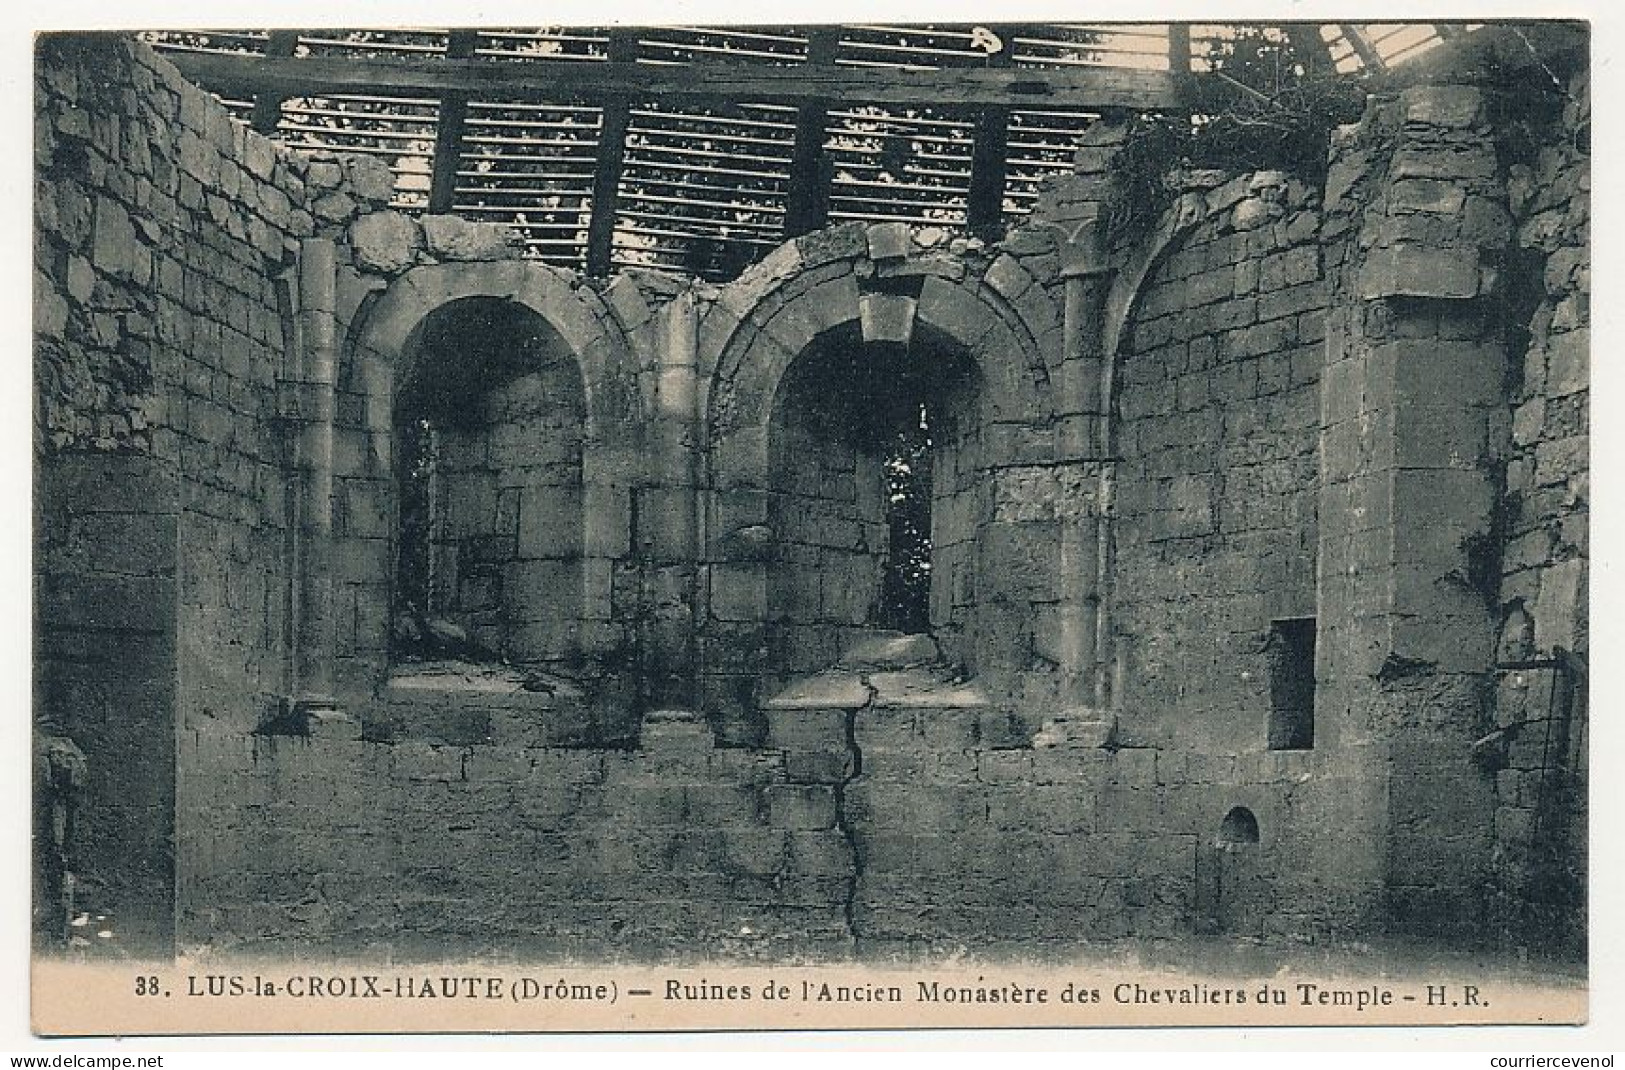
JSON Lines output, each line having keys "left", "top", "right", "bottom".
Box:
{"left": 1266, "top": 617, "right": 1316, "bottom": 750}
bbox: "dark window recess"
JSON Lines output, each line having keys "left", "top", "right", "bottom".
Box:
{"left": 1218, "top": 806, "right": 1260, "bottom": 846}
{"left": 1266, "top": 617, "right": 1316, "bottom": 750}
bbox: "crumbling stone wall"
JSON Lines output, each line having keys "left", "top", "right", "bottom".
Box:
{"left": 1491, "top": 67, "right": 1589, "bottom": 956}
{"left": 36, "top": 34, "right": 299, "bottom": 746}
{"left": 1113, "top": 170, "right": 1326, "bottom": 754}
{"left": 35, "top": 34, "right": 320, "bottom": 948}
{"left": 37, "top": 35, "right": 1587, "bottom": 960}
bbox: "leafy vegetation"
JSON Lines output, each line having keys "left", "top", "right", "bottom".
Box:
{"left": 1107, "top": 26, "right": 1366, "bottom": 245}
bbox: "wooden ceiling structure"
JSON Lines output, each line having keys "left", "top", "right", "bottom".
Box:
{"left": 148, "top": 24, "right": 1474, "bottom": 280}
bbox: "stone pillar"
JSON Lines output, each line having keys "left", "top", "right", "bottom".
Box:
{"left": 642, "top": 290, "right": 704, "bottom": 722}
{"left": 1314, "top": 83, "right": 1507, "bottom": 935}
{"left": 1056, "top": 222, "right": 1115, "bottom": 718}
{"left": 285, "top": 238, "right": 352, "bottom": 735}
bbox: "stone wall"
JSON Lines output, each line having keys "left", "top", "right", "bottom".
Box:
{"left": 1491, "top": 66, "right": 1589, "bottom": 956}
{"left": 35, "top": 454, "right": 179, "bottom": 949}
{"left": 177, "top": 722, "right": 855, "bottom": 959}
{"left": 36, "top": 34, "right": 1588, "bottom": 960}
{"left": 1314, "top": 83, "right": 1514, "bottom": 938}
{"left": 1114, "top": 170, "right": 1325, "bottom": 754}
{"left": 35, "top": 34, "right": 319, "bottom": 947}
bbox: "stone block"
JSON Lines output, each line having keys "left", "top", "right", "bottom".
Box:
{"left": 421, "top": 214, "right": 522, "bottom": 262}
{"left": 1388, "top": 178, "right": 1467, "bottom": 215}
{"left": 983, "top": 253, "right": 1033, "bottom": 302}
{"left": 1360, "top": 245, "right": 1481, "bottom": 301}
{"left": 722, "top": 827, "right": 788, "bottom": 877}
{"left": 92, "top": 194, "right": 138, "bottom": 280}
{"left": 506, "top": 559, "right": 578, "bottom": 610}
{"left": 869, "top": 670, "right": 990, "bottom": 709}
{"left": 786, "top": 830, "right": 854, "bottom": 877}
{"left": 849, "top": 704, "right": 918, "bottom": 753}
{"left": 59, "top": 512, "right": 177, "bottom": 577}
{"left": 978, "top": 749, "right": 1033, "bottom": 783}
{"left": 839, "top": 631, "right": 938, "bottom": 670}
{"left": 765, "top": 705, "right": 848, "bottom": 750}
{"left": 313, "top": 191, "right": 357, "bottom": 225}
{"left": 344, "top": 154, "right": 398, "bottom": 205}
{"left": 518, "top": 485, "right": 583, "bottom": 558}
{"left": 639, "top": 714, "right": 716, "bottom": 755}
{"left": 763, "top": 671, "right": 869, "bottom": 710}
{"left": 1403, "top": 85, "right": 1484, "bottom": 129}
{"left": 865, "top": 221, "right": 912, "bottom": 261}
{"left": 684, "top": 783, "right": 763, "bottom": 826}
{"left": 783, "top": 749, "right": 852, "bottom": 784}
{"left": 1230, "top": 197, "right": 1274, "bottom": 231}
{"left": 765, "top": 784, "right": 837, "bottom": 830}
{"left": 42, "top": 573, "right": 175, "bottom": 633}
{"left": 708, "top": 563, "right": 763, "bottom": 622}
{"left": 1534, "top": 558, "right": 1585, "bottom": 653}
{"left": 391, "top": 741, "right": 466, "bottom": 782}
{"left": 857, "top": 292, "right": 916, "bottom": 344}
{"left": 349, "top": 211, "right": 421, "bottom": 276}
{"left": 1546, "top": 329, "right": 1589, "bottom": 397}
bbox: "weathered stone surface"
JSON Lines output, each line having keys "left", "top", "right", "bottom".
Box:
{"left": 421, "top": 214, "right": 522, "bottom": 261}
{"left": 1032, "top": 712, "right": 1115, "bottom": 749}
{"left": 32, "top": 36, "right": 1590, "bottom": 962}
{"left": 1230, "top": 198, "right": 1272, "bottom": 230}
{"left": 839, "top": 631, "right": 938, "bottom": 670}
{"left": 868, "top": 669, "right": 989, "bottom": 709}
{"left": 1389, "top": 178, "right": 1466, "bottom": 215}
{"left": 307, "top": 160, "right": 343, "bottom": 189}
{"left": 311, "top": 190, "right": 356, "bottom": 222}
{"left": 1403, "top": 85, "right": 1484, "bottom": 128}
{"left": 92, "top": 194, "right": 138, "bottom": 279}
{"left": 865, "top": 221, "right": 911, "bottom": 261}
{"left": 857, "top": 292, "right": 916, "bottom": 344}
{"left": 764, "top": 671, "right": 870, "bottom": 710}
{"left": 1359, "top": 245, "right": 1480, "bottom": 300}
{"left": 343, "top": 154, "right": 397, "bottom": 204}
{"left": 348, "top": 211, "right": 421, "bottom": 275}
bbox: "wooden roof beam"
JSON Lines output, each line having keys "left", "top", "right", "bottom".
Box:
{"left": 427, "top": 30, "right": 479, "bottom": 213}
{"left": 1338, "top": 24, "right": 1386, "bottom": 71}
{"left": 249, "top": 31, "right": 299, "bottom": 134}
{"left": 166, "top": 49, "right": 1186, "bottom": 112}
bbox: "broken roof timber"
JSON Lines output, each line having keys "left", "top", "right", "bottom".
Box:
{"left": 166, "top": 50, "right": 1185, "bottom": 112}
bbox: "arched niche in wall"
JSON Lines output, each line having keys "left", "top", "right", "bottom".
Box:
{"left": 702, "top": 241, "right": 1057, "bottom": 701}
{"left": 393, "top": 296, "right": 586, "bottom": 667}
{"left": 764, "top": 321, "right": 983, "bottom": 677}
{"left": 343, "top": 261, "right": 642, "bottom": 707}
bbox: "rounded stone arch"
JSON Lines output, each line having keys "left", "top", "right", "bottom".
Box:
{"left": 1099, "top": 191, "right": 1211, "bottom": 458}
{"left": 343, "top": 259, "right": 642, "bottom": 674}
{"left": 697, "top": 240, "right": 1064, "bottom": 699}
{"left": 703, "top": 262, "right": 1057, "bottom": 492}
{"left": 349, "top": 259, "right": 643, "bottom": 439}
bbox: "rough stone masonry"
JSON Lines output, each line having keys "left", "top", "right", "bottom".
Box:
{"left": 33, "top": 33, "right": 1588, "bottom": 961}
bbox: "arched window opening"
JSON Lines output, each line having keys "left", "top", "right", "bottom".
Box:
{"left": 881, "top": 402, "right": 933, "bottom": 634}
{"left": 395, "top": 413, "right": 440, "bottom": 628}
{"left": 391, "top": 297, "right": 586, "bottom": 669}
{"left": 766, "top": 325, "right": 980, "bottom": 676}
